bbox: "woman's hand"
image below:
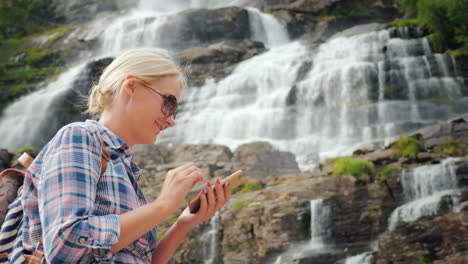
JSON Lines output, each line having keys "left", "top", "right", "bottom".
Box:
{"left": 155, "top": 163, "right": 204, "bottom": 215}
{"left": 177, "top": 178, "right": 231, "bottom": 229}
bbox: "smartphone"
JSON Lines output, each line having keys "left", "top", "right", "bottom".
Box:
{"left": 188, "top": 170, "right": 243, "bottom": 213}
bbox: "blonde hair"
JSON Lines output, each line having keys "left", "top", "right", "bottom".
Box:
{"left": 86, "top": 50, "right": 186, "bottom": 117}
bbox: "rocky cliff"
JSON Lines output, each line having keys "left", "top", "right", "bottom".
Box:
{"left": 123, "top": 119, "right": 468, "bottom": 264}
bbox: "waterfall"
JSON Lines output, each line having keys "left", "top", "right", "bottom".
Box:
{"left": 272, "top": 199, "right": 333, "bottom": 263}
{"left": 0, "top": 64, "right": 86, "bottom": 151}
{"left": 246, "top": 7, "right": 289, "bottom": 48}
{"left": 344, "top": 251, "right": 373, "bottom": 264}
{"left": 159, "top": 26, "right": 468, "bottom": 170}
{"left": 201, "top": 212, "right": 221, "bottom": 264}
{"left": 387, "top": 157, "right": 462, "bottom": 230}
{"left": 0, "top": 1, "right": 289, "bottom": 152}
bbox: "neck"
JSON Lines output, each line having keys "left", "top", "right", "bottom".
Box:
{"left": 99, "top": 110, "right": 135, "bottom": 146}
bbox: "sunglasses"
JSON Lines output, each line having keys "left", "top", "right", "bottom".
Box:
{"left": 140, "top": 82, "right": 178, "bottom": 118}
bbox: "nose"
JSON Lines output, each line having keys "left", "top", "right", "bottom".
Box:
{"left": 163, "top": 115, "right": 176, "bottom": 128}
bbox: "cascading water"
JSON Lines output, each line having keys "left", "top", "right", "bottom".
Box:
{"left": 159, "top": 26, "right": 468, "bottom": 169}
{"left": 344, "top": 251, "right": 373, "bottom": 264}
{"left": 387, "top": 157, "right": 463, "bottom": 230}
{"left": 0, "top": 0, "right": 286, "bottom": 152}
{"left": 0, "top": 65, "right": 86, "bottom": 150}
{"left": 201, "top": 212, "right": 221, "bottom": 264}
{"left": 273, "top": 199, "right": 333, "bottom": 263}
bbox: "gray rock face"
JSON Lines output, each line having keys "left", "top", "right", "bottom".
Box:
{"left": 158, "top": 7, "right": 251, "bottom": 51}
{"left": 132, "top": 141, "right": 300, "bottom": 201}
{"left": 233, "top": 142, "right": 301, "bottom": 178}
{"left": 177, "top": 40, "right": 266, "bottom": 86}
{"left": 375, "top": 212, "right": 468, "bottom": 264}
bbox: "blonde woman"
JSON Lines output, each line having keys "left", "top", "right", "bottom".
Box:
{"left": 21, "top": 50, "right": 231, "bottom": 263}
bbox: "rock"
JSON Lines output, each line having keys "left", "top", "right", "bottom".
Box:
{"left": 414, "top": 119, "right": 468, "bottom": 149}
{"left": 233, "top": 142, "right": 300, "bottom": 178}
{"left": 0, "top": 150, "right": 12, "bottom": 171}
{"left": 177, "top": 40, "right": 266, "bottom": 86}
{"left": 158, "top": 7, "right": 251, "bottom": 51}
{"left": 374, "top": 212, "right": 468, "bottom": 264}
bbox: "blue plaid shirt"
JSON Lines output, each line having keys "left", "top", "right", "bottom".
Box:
{"left": 21, "top": 120, "right": 157, "bottom": 263}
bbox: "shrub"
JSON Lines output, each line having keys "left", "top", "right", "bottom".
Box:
{"left": 380, "top": 167, "right": 398, "bottom": 181}
{"left": 332, "top": 157, "right": 375, "bottom": 179}
{"left": 392, "top": 136, "right": 423, "bottom": 158}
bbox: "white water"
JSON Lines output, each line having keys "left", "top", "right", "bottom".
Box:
{"left": 388, "top": 157, "right": 462, "bottom": 230}
{"left": 158, "top": 27, "right": 468, "bottom": 170}
{"left": 273, "top": 199, "right": 333, "bottom": 263}
{"left": 0, "top": 0, "right": 288, "bottom": 152}
{"left": 0, "top": 65, "right": 86, "bottom": 150}
{"left": 344, "top": 251, "right": 373, "bottom": 264}
{"left": 201, "top": 212, "right": 221, "bottom": 264}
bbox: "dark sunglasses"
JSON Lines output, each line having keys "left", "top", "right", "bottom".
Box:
{"left": 140, "top": 82, "right": 178, "bottom": 118}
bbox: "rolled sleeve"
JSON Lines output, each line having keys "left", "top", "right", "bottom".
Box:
{"left": 38, "top": 125, "right": 121, "bottom": 263}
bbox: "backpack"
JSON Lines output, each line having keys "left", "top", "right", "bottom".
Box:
{"left": 0, "top": 141, "right": 109, "bottom": 264}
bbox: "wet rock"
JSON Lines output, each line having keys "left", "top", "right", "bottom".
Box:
{"left": 375, "top": 212, "right": 468, "bottom": 264}
{"left": 177, "top": 40, "right": 266, "bottom": 86}
{"left": 158, "top": 7, "right": 251, "bottom": 51}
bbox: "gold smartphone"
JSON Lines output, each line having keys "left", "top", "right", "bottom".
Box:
{"left": 188, "top": 170, "right": 243, "bottom": 213}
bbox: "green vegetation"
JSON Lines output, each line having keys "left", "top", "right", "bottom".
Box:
{"left": 0, "top": 0, "right": 52, "bottom": 39}
{"left": 231, "top": 199, "right": 255, "bottom": 209}
{"left": 380, "top": 167, "right": 398, "bottom": 181}
{"left": 391, "top": 136, "right": 423, "bottom": 158}
{"left": 443, "top": 139, "right": 460, "bottom": 156}
{"left": 11, "top": 146, "right": 38, "bottom": 165}
{"left": 232, "top": 179, "right": 264, "bottom": 194}
{"left": 332, "top": 157, "right": 375, "bottom": 179}
{"left": 395, "top": 0, "right": 468, "bottom": 55}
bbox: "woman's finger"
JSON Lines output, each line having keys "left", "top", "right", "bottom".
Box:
{"left": 187, "top": 169, "right": 204, "bottom": 186}
{"left": 223, "top": 181, "right": 231, "bottom": 202}
{"left": 205, "top": 182, "right": 216, "bottom": 217}
{"left": 214, "top": 179, "right": 225, "bottom": 209}
{"left": 198, "top": 189, "right": 208, "bottom": 216}
{"left": 175, "top": 162, "right": 194, "bottom": 173}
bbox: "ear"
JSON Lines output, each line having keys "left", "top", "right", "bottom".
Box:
{"left": 123, "top": 75, "right": 136, "bottom": 96}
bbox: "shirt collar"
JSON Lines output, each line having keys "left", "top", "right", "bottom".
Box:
{"left": 85, "top": 119, "right": 128, "bottom": 151}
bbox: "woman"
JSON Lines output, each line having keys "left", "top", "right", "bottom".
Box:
{"left": 21, "top": 50, "right": 231, "bottom": 263}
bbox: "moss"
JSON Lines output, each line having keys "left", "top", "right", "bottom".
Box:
{"left": 427, "top": 32, "right": 447, "bottom": 53}
{"left": 419, "top": 255, "right": 433, "bottom": 263}
{"left": 232, "top": 179, "right": 264, "bottom": 194}
{"left": 389, "top": 18, "right": 420, "bottom": 28}
{"left": 332, "top": 157, "right": 375, "bottom": 179}
{"left": 391, "top": 136, "right": 423, "bottom": 158}
{"left": 443, "top": 139, "right": 460, "bottom": 156}
{"left": 380, "top": 167, "right": 398, "bottom": 181}
{"left": 231, "top": 199, "right": 255, "bottom": 209}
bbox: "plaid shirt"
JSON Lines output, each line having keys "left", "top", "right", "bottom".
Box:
{"left": 21, "top": 120, "right": 157, "bottom": 263}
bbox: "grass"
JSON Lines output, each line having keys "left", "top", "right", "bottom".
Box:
{"left": 332, "top": 157, "right": 375, "bottom": 179}
{"left": 391, "top": 136, "right": 423, "bottom": 158}
{"left": 232, "top": 179, "right": 264, "bottom": 194}
{"left": 231, "top": 199, "right": 255, "bottom": 209}
{"left": 380, "top": 167, "right": 398, "bottom": 181}
{"left": 389, "top": 18, "right": 420, "bottom": 28}
{"left": 443, "top": 139, "right": 460, "bottom": 156}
